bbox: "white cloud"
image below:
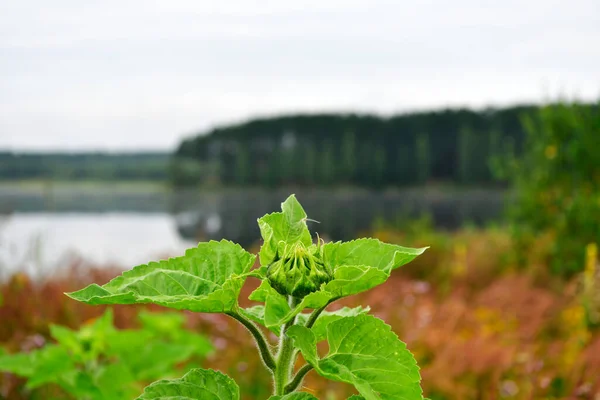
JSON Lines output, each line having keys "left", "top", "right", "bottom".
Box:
{"left": 1, "top": 0, "right": 599, "bottom": 150}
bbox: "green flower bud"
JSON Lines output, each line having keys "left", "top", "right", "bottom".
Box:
{"left": 266, "top": 242, "right": 332, "bottom": 298}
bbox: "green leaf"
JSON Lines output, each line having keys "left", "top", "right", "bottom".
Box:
{"left": 137, "top": 368, "right": 239, "bottom": 400}
{"left": 298, "top": 306, "right": 371, "bottom": 342}
{"left": 0, "top": 350, "right": 37, "bottom": 376}
{"left": 315, "top": 239, "right": 427, "bottom": 300}
{"left": 243, "top": 305, "right": 369, "bottom": 340}
{"left": 258, "top": 194, "right": 312, "bottom": 265}
{"left": 50, "top": 310, "right": 116, "bottom": 363}
{"left": 66, "top": 240, "right": 256, "bottom": 313}
{"left": 240, "top": 305, "right": 267, "bottom": 327}
{"left": 288, "top": 315, "right": 423, "bottom": 400}
{"left": 137, "top": 311, "right": 214, "bottom": 356}
{"left": 0, "top": 345, "right": 77, "bottom": 389}
{"left": 323, "top": 239, "right": 427, "bottom": 274}
{"left": 95, "top": 363, "right": 138, "bottom": 399}
{"left": 322, "top": 265, "right": 388, "bottom": 299}
{"left": 138, "top": 310, "right": 186, "bottom": 333}
{"left": 269, "top": 393, "right": 319, "bottom": 399}
{"left": 247, "top": 279, "right": 274, "bottom": 302}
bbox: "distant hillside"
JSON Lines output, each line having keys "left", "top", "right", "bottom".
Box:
{"left": 0, "top": 152, "right": 170, "bottom": 182}
{"left": 172, "top": 104, "right": 556, "bottom": 187}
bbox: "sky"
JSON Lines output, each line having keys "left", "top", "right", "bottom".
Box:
{"left": 1, "top": 0, "right": 599, "bottom": 151}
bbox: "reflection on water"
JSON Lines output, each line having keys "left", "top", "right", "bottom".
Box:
{"left": 0, "top": 213, "right": 196, "bottom": 280}
{"left": 173, "top": 188, "right": 507, "bottom": 245}
{"left": 0, "top": 186, "right": 507, "bottom": 278}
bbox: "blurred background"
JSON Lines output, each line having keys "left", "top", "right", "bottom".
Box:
{"left": 1, "top": 1, "right": 599, "bottom": 399}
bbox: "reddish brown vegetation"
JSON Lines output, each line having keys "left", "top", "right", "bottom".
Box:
{"left": 1, "top": 231, "right": 599, "bottom": 399}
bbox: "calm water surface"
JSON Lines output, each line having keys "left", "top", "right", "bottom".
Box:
{"left": 0, "top": 185, "right": 507, "bottom": 280}
{"left": 0, "top": 213, "right": 196, "bottom": 280}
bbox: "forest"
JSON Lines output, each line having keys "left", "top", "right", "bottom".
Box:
{"left": 172, "top": 103, "right": 557, "bottom": 187}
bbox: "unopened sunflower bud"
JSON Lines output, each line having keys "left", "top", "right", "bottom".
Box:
{"left": 266, "top": 243, "right": 332, "bottom": 298}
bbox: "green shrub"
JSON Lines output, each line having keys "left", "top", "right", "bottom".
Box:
{"left": 498, "top": 101, "right": 600, "bottom": 276}
{"left": 0, "top": 310, "right": 213, "bottom": 400}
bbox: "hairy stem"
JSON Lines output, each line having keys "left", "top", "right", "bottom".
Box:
{"left": 284, "top": 363, "right": 314, "bottom": 394}
{"left": 305, "top": 297, "right": 338, "bottom": 329}
{"left": 226, "top": 311, "right": 276, "bottom": 371}
{"left": 274, "top": 297, "right": 300, "bottom": 395}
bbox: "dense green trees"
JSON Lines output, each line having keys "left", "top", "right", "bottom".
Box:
{"left": 172, "top": 104, "right": 559, "bottom": 187}
{"left": 0, "top": 152, "right": 169, "bottom": 182}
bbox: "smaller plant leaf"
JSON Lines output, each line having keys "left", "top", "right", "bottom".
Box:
{"left": 288, "top": 315, "right": 423, "bottom": 400}
{"left": 137, "top": 368, "right": 239, "bottom": 400}
{"left": 244, "top": 305, "right": 370, "bottom": 339}
{"left": 240, "top": 305, "right": 268, "bottom": 327}
{"left": 258, "top": 195, "right": 312, "bottom": 266}
{"left": 298, "top": 306, "right": 371, "bottom": 342}
{"left": 322, "top": 265, "right": 388, "bottom": 299}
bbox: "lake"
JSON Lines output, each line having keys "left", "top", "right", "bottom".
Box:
{"left": 0, "top": 183, "right": 507, "bottom": 279}
{"left": 0, "top": 213, "right": 195, "bottom": 281}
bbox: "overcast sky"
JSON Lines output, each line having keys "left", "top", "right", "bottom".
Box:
{"left": 1, "top": 0, "right": 599, "bottom": 151}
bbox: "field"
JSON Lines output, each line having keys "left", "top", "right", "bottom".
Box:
{"left": 1, "top": 224, "right": 598, "bottom": 399}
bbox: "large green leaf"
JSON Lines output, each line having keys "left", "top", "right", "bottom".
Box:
{"left": 137, "top": 368, "right": 239, "bottom": 400}
{"left": 288, "top": 315, "right": 423, "bottom": 400}
{"left": 67, "top": 240, "right": 256, "bottom": 313}
{"left": 258, "top": 195, "right": 312, "bottom": 265}
{"left": 323, "top": 239, "right": 427, "bottom": 274}
{"left": 269, "top": 393, "right": 319, "bottom": 399}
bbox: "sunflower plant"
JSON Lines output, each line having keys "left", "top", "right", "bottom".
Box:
{"left": 67, "top": 195, "right": 427, "bottom": 399}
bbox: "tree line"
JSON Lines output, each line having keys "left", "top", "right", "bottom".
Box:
{"left": 0, "top": 152, "right": 169, "bottom": 181}
{"left": 172, "top": 104, "right": 556, "bottom": 187}
{"left": 3, "top": 102, "right": 595, "bottom": 187}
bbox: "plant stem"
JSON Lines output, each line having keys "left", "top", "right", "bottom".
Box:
{"left": 305, "top": 297, "right": 337, "bottom": 329}
{"left": 273, "top": 297, "right": 300, "bottom": 395}
{"left": 284, "top": 363, "right": 314, "bottom": 394}
{"left": 288, "top": 298, "right": 337, "bottom": 370}
{"left": 226, "top": 311, "right": 276, "bottom": 371}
